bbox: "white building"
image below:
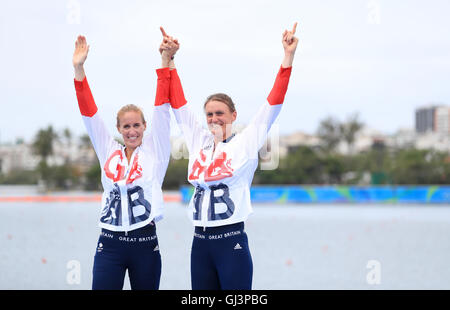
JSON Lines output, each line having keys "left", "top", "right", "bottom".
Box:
{"left": 0, "top": 143, "right": 40, "bottom": 174}
{"left": 0, "top": 139, "right": 97, "bottom": 175}
{"left": 386, "top": 128, "right": 416, "bottom": 150}
{"left": 415, "top": 132, "right": 450, "bottom": 152}
{"left": 278, "top": 131, "right": 321, "bottom": 157}
{"left": 435, "top": 106, "right": 450, "bottom": 135}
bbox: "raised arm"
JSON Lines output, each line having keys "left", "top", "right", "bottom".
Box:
{"left": 145, "top": 65, "right": 172, "bottom": 183}
{"left": 268, "top": 22, "right": 299, "bottom": 106}
{"left": 281, "top": 22, "right": 299, "bottom": 68}
{"left": 153, "top": 27, "right": 179, "bottom": 108}
{"left": 72, "top": 35, "right": 114, "bottom": 164}
{"left": 73, "top": 35, "right": 89, "bottom": 81}
{"left": 73, "top": 35, "right": 97, "bottom": 116}
{"left": 242, "top": 23, "right": 299, "bottom": 155}
{"left": 143, "top": 28, "right": 180, "bottom": 176}
{"left": 159, "top": 26, "right": 179, "bottom": 70}
{"left": 160, "top": 28, "right": 210, "bottom": 154}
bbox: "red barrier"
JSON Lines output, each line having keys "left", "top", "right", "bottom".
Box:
{"left": 0, "top": 194, "right": 181, "bottom": 203}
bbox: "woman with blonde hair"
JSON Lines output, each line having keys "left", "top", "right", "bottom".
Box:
{"left": 72, "top": 34, "right": 178, "bottom": 290}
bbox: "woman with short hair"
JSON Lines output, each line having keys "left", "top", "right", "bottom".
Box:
{"left": 160, "top": 23, "right": 299, "bottom": 289}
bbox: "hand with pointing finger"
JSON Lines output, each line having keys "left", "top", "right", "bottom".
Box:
{"left": 281, "top": 22, "right": 299, "bottom": 68}
{"left": 282, "top": 22, "right": 299, "bottom": 55}
{"left": 159, "top": 26, "right": 179, "bottom": 67}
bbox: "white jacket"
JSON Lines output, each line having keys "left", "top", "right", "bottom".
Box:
{"left": 74, "top": 68, "right": 171, "bottom": 232}
{"left": 169, "top": 66, "right": 292, "bottom": 227}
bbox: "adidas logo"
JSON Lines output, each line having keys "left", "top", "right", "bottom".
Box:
{"left": 153, "top": 245, "right": 159, "bottom": 252}
{"left": 97, "top": 243, "right": 103, "bottom": 253}
{"left": 234, "top": 243, "right": 242, "bottom": 250}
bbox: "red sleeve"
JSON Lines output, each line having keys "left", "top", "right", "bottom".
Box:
{"left": 155, "top": 67, "right": 171, "bottom": 106}
{"left": 267, "top": 66, "right": 292, "bottom": 106}
{"left": 169, "top": 69, "right": 187, "bottom": 109}
{"left": 74, "top": 77, "right": 98, "bottom": 117}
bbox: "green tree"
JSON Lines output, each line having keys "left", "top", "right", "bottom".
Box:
{"left": 321, "top": 153, "right": 345, "bottom": 184}
{"left": 32, "top": 125, "right": 58, "bottom": 188}
{"left": 255, "top": 146, "right": 323, "bottom": 184}
{"left": 32, "top": 125, "right": 58, "bottom": 163}
{"left": 388, "top": 148, "right": 449, "bottom": 184}
{"left": 340, "top": 112, "right": 364, "bottom": 155}
{"left": 163, "top": 158, "right": 189, "bottom": 190}
{"left": 317, "top": 113, "right": 364, "bottom": 155}
{"left": 63, "top": 128, "right": 72, "bottom": 147}
{"left": 0, "top": 169, "right": 39, "bottom": 185}
{"left": 84, "top": 162, "right": 102, "bottom": 191}
{"left": 49, "top": 164, "right": 77, "bottom": 190}
{"left": 80, "top": 134, "right": 92, "bottom": 149}
{"left": 316, "top": 116, "right": 341, "bottom": 153}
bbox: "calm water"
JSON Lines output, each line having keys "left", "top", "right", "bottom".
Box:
{"left": 1, "top": 198, "right": 450, "bottom": 290}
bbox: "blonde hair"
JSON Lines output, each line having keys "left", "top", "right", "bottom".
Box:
{"left": 116, "top": 104, "right": 146, "bottom": 127}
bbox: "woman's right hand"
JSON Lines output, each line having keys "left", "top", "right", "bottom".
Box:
{"left": 73, "top": 35, "right": 89, "bottom": 69}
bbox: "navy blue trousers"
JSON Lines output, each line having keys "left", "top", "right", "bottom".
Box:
{"left": 191, "top": 222, "right": 253, "bottom": 290}
{"left": 92, "top": 223, "right": 161, "bottom": 290}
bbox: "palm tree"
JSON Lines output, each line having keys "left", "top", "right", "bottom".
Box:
{"left": 340, "top": 113, "right": 364, "bottom": 155}
{"left": 62, "top": 128, "right": 73, "bottom": 164}
{"left": 32, "top": 125, "right": 58, "bottom": 189}
{"left": 63, "top": 128, "right": 72, "bottom": 147}
{"left": 32, "top": 125, "right": 58, "bottom": 165}
{"left": 317, "top": 116, "right": 341, "bottom": 153}
{"left": 80, "top": 134, "right": 92, "bottom": 149}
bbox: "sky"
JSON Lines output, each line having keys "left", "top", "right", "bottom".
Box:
{"left": 1, "top": 0, "right": 450, "bottom": 144}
